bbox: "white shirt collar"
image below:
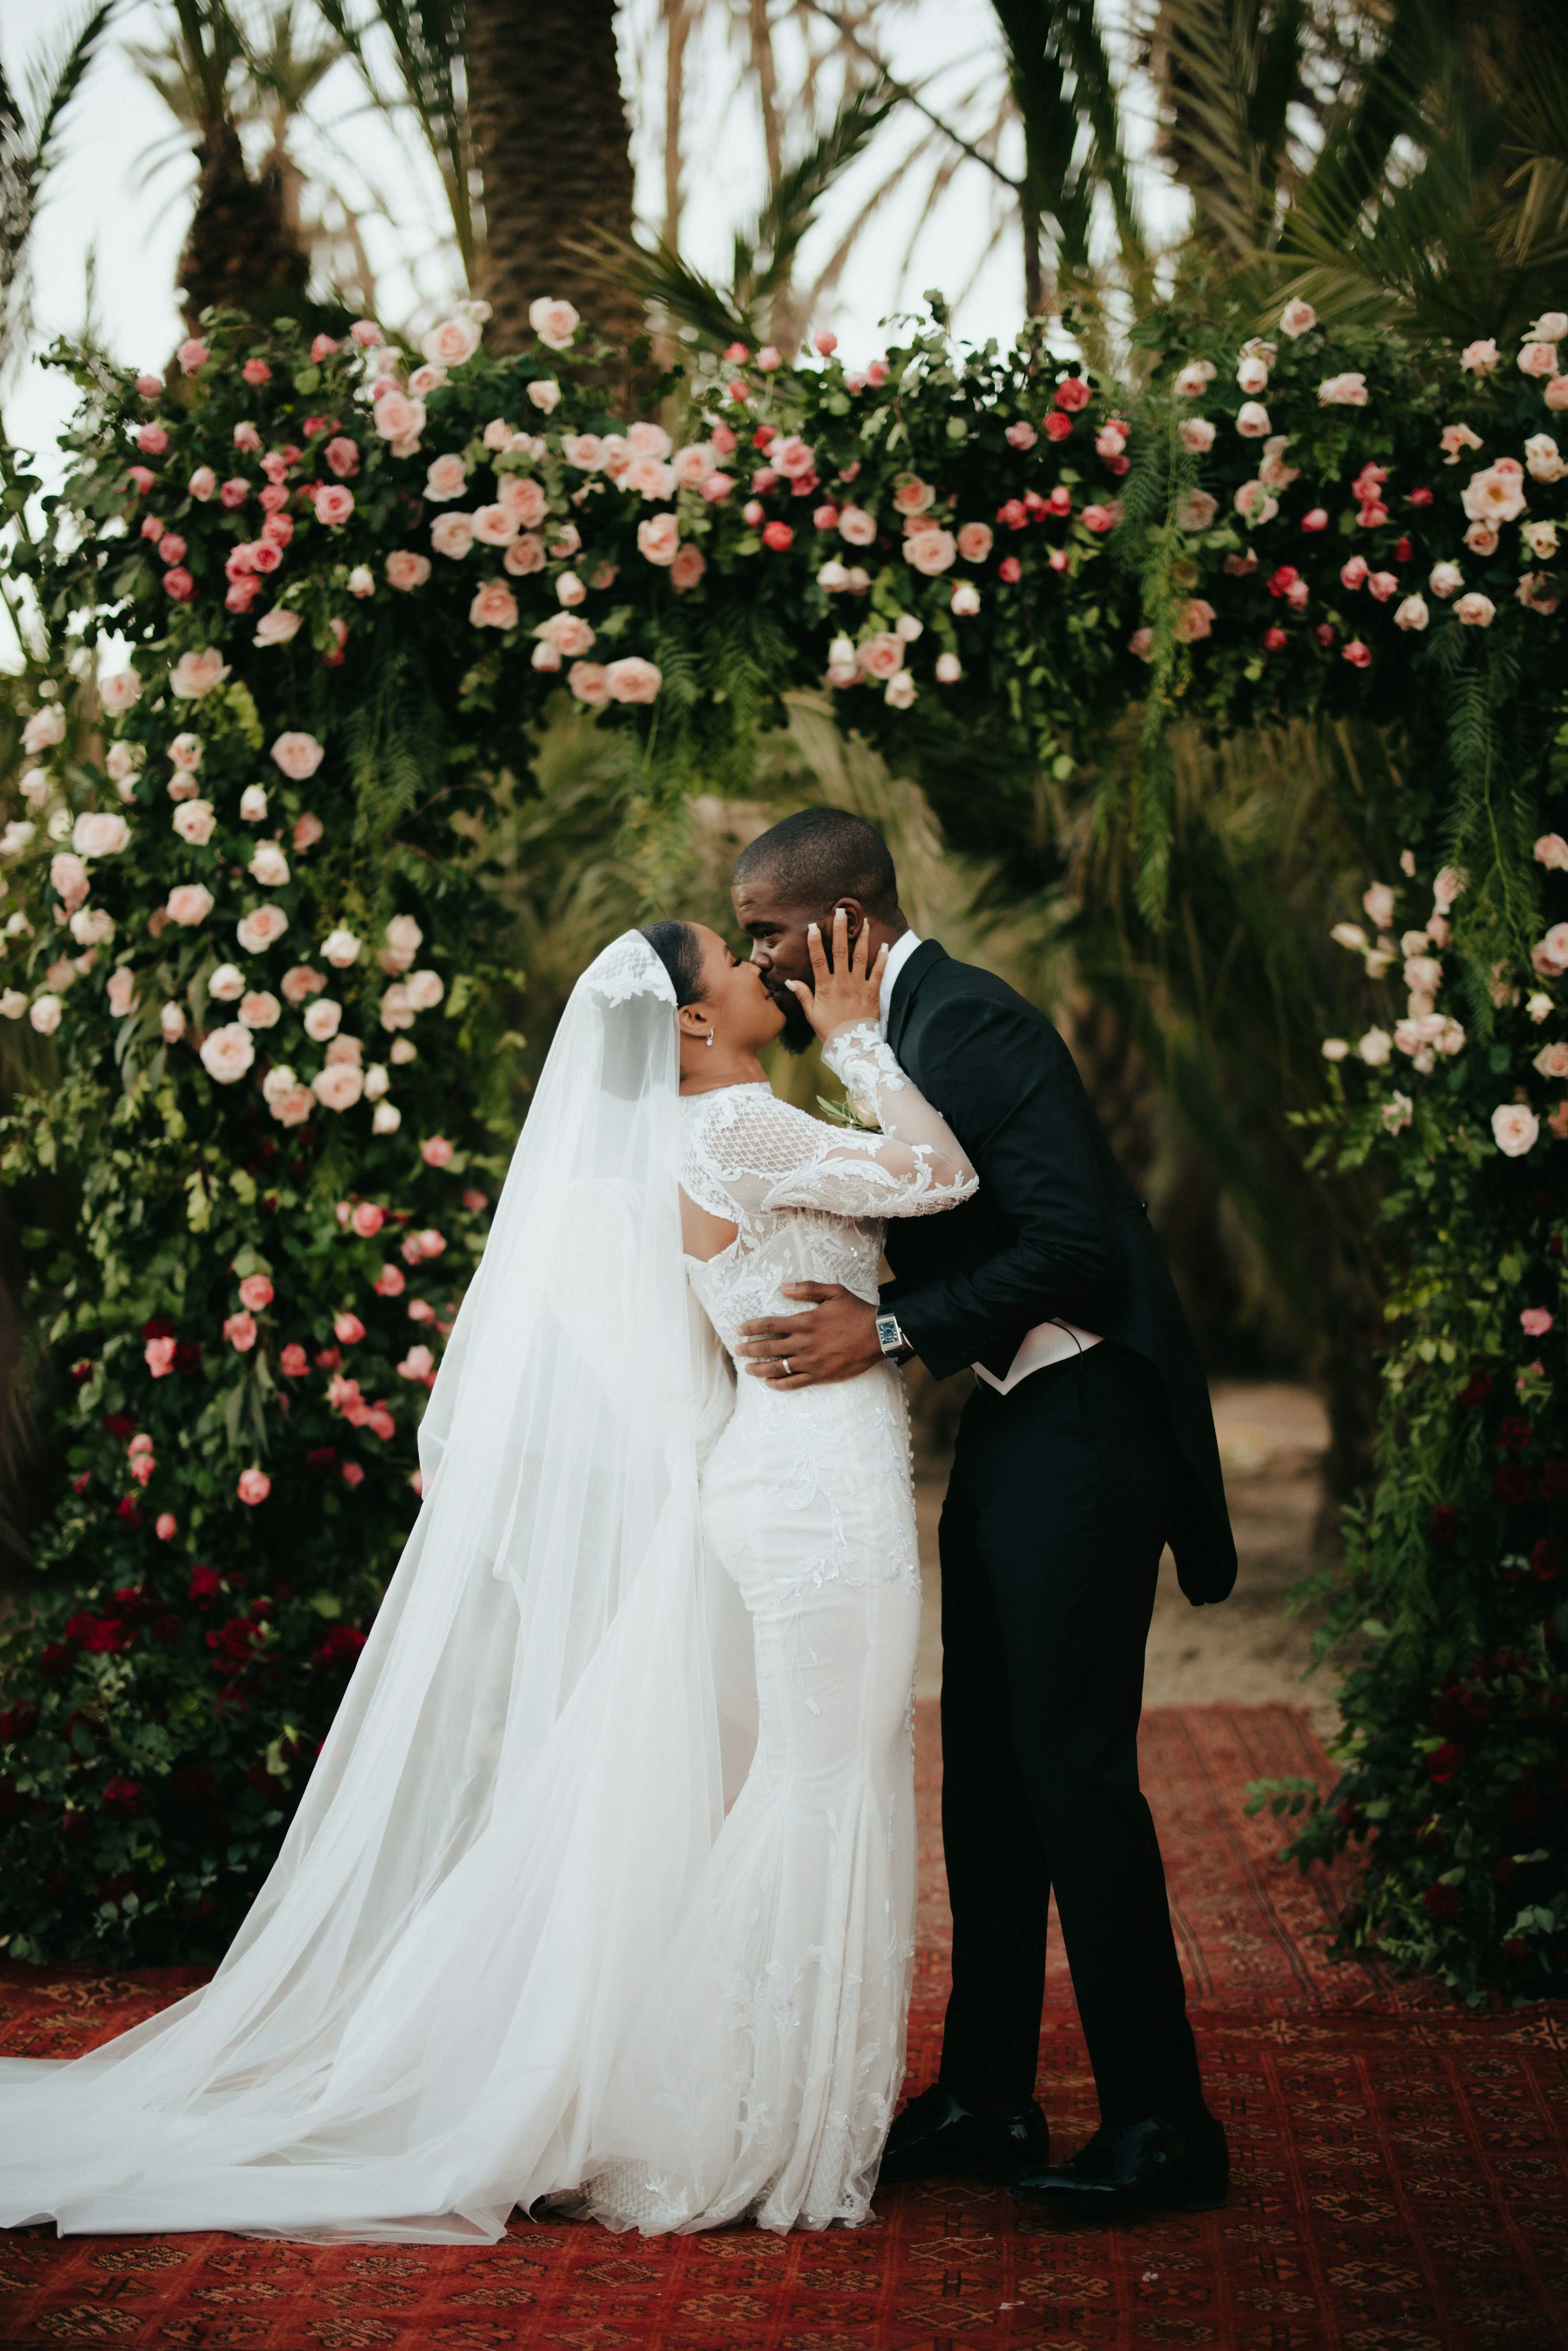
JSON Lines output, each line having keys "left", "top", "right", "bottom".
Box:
{"left": 878, "top": 929, "right": 923, "bottom": 1037}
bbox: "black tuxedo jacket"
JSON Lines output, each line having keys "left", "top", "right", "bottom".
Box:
{"left": 884, "top": 940, "right": 1236, "bottom": 1604}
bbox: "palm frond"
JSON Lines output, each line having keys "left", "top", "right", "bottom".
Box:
{"left": 317, "top": 0, "right": 474, "bottom": 278}
{"left": 0, "top": 2, "right": 116, "bottom": 372}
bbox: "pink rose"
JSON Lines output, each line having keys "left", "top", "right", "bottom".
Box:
{"left": 223, "top": 1310, "right": 257, "bottom": 1353}
{"left": 1318, "top": 373, "right": 1369, "bottom": 406}
{"left": 312, "top": 1062, "right": 364, "bottom": 1112}
{"left": 126, "top": 465, "right": 154, "bottom": 493}
{"left": 166, "top": 883, "right": 214, "bottom": 928}
{"left": 304, "top": 998, "right": 342, "bottom": 1042}
{"left": 1004, "top": 421, "right": 1038, "bottom": 450}
{"left": 398, "top": 1345, "right": 436, "bottom": 1385}
{"left": 497, "top": 475, "right": 546, "bottom": 528}
{"left": 172, "top": 799, "right": 215, "bottom": 846}
{"left": 236, "top": 906, "right": 290, "bottom": 955}
{"left": 421, "top": 1135, "right": 454, "bottom": 1167}
{"left": 136, "top": 424, "right": 168, "bottom": 456}
{"left": 199, "top": 1023, "right": 256, "bottom": 1085}
{"left": 906, "top": 529, "right": 956, "bottom": 576}
{"left": 1519, "top": 341, "right": 1559, "bottom": 379}
{"left": 670, "top": 543, "right": 706, "bottom": 593}
{"left": 351, "top": 1201, "right": 385, "bottom": 1239}
{"left": 414, "top": 1228, "right": 447, "bottom": 1259}
{"left": 385, "top": 550, "right": 432, "bottom": 592}
{"left": 430, "top": 512, "right": 474, "bottom": 561}
{"left": 99, "top": 668, "right": 142, "bottom": 716}
{"left": 163, "top": 569, "right": 195, "bottom": 602}
{"left": 568, "top": 662, "right": 610, "bottom": 707}
{"left": 1522, "top": 1307, "right": 1556, "bottom": 1336}
{"left": 469, "top": 580, "right": 519, "bottom": 629}
{"left": 535, "top": 612, "right": 595, "bottom": 658}
{"left": 155, "top": 1512, "right": 177, "bottom": 1540}
{"left": 374, "top": 1264, "right": 406, "bottom": 1298}
{"left": 238, "top": 1275, "right": 274, "bottom": 1311}
{"left": 242, "top": 357, "right": 271, "bottom": 386}
{"left": 281, "top": 965, "right": 325, "bottom": 1005}
{"left": 1492, "top": 1104, "right": 1540, "bottom": 1158}
{"left": 838, "top": 506, "right": 878, "bottom": 546}
{"left": 1368, "top": 571, "right": 1399, "bottom": 602}
{"left": 604, "top": 657, "right": 662, "bottom": 704}
{"left": 272, "top": 731, "right": 324, "bottom": 780}
{"left": 188, "top": 466, "right": 216, "bottom": 502}
{"left": 107, "top": 967, "right": 138, "bottom": 1018}
{"left": 416, "top": 313, "right": 480, "bottom": 368}
{"left": 1535, "top": 834, "right": 1568, "bottom": 872}
{"left": 1080, "top": 503, "right": 1121, "bottom": 534}
{"left": 279, "top": 1342, "right": 309, "bottom": 1377}
{"left": 529, "top": 297, "right": 579, "bottom": 351}
{"left": 239, "top": 990, "right": 281, "bottom": 1029}
{"left": 858, "top": 633, "right": 903, "bottom": 680}
{"left": 1173, "top": 598, "right": 1216, "bottom": 643}
{"left": 145, "top": 1335, "right": 176, "bottom": 1377}
{"left": 334, "top": 1311, "right": 366, "bottom": 1345}
{"left": 237, "top": 1468, "right": 271, "bottom": 1506}
{"left": 637, "top": 513, "right": 680, "bottom": 566}
{"left": 404, "top": 969, "right": 444, "bottom": 1011}
{"left": 1343, "top": 639, "right": 1372, "bottom": 668}
{"left": 1054, "top": 377, "right": 1091, "bottom": 412}
{"left": 1279, "top": 298, "right": 1316, "bottom": 337}
{"left": 374, "top": 389, "right": 425, "bottom": 442}
{"left": 254, "top": 607, "right": 301, "bottom": 648}
{"left": 460, "top": 514, "right": 512, "bottom": 561}
{"left": 1455, "top": 591, "right": 1496, "bottom": 627}
{"left": 314, "top": 484, "right": 354, "bottom": 526}
{"left": 325, "top": 436, "right": 360, "bottom": 479}
{"left": 956, "top": 523, "right": 994, "bottom": 564}
{"left": 424, "top": 453, "right": 469, "bottom": 504}
{"left": 773, "top": 436, "right": 816, "bottom": 479}
{"left": 891, "top": 475, "right": 935, "bottom": 517}
{"left": 170, "top": 648, "right": 230, "bottom": 699}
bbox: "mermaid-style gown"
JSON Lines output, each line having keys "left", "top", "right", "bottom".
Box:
{"left": 586, "top": 1025, "right": 976, "bottom": 2232}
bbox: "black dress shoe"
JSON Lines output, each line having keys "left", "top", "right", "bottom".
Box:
{"left": 1011, "top": 2113, "right": 1229, "bottom": 2212}
{"left": 878, "top": 2084, "right": 1051, "bottom": 2184}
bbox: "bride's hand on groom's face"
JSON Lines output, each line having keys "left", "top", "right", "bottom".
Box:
{"left": 735, "top": 1282, "right": 883, "bottom": 1388}
{"left": 782, "top": 907, "right": 887, "bottom": 1044}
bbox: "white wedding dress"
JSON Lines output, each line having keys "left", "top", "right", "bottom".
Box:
{"left": 0, "top": 937, "right": 973, "bottom": 2244}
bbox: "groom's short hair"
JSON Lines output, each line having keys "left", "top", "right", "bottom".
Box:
{"left": 733, "top": 807, "right": 900, "bottom": 921}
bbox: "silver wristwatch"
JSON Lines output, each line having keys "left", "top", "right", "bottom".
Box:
{"left": 875, "top": 1311, "right": 910, "bottom": 1361}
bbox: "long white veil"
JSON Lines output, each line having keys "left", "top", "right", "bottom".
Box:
{"left": 0, "top": 930, "right": 749, "bottom": 2243}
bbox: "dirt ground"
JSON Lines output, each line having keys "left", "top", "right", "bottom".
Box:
{"left": 913, "top": 1377, "right": 1341, "bottom": 1734}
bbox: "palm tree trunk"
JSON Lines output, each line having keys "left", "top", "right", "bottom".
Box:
{"left": 177, "top": 120, "right": 310, "bottom": 329}
{"left": 466, "top": 0, "right": 641, "bottom": 355}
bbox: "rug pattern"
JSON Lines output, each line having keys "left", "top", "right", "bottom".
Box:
{"left": 1, "top": 1703, "right": 1565, "bottom": 2351}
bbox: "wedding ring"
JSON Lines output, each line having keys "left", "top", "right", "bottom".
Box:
{"left": 780, "top": 1358, "right": 791, "bottom": 1378}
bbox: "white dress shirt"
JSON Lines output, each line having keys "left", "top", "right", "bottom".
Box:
{"left": 878, "top": 928, "right": 1101, "bottom": 1396}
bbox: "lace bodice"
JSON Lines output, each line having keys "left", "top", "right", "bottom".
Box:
{"left": 679, "top": 1025, "right": 977, "bottom": 1360}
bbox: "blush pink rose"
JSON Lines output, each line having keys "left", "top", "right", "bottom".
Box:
{"left": 425, "top": 453, "right": 469, "bottom": 502}
{"left": 294, "top": 812, "right": 324, "bottom": 852}
{"left": 136, "top": 424, "right": 168, "bottom": 456}
{"left": 254, "top": 607, "right": 301, "bottom": 648}
{"left": 334, "top": 1311, "right": 367, "bottom": 1345}
{"left": 1519, "top": 341, "right": 1559, "bottom": 378}
{"left": 237, "top": 1468, "right": 271, "bottom": 1505}
{"left": 272, "top": 731, "right": 324, "bottom": 780}
{"left": 303, "top": 998, "right": 341, "bottom": 1043}
{"left": 430, "top": 512, "right": 474, "bottom": 559}
{"left": 325, "top": 436, "right": 360, "bottom": 479}
{"left": 421, "top": 1135, "right": 455, "bottom": 1167}
{"left": 312, "top": 1063, "right": 364, "bottom": 1111}
{"left": 145, "top": 1335, "right": 176, "bottom": 1377}
{"left": 670, "top": 543, "right": 707, "bottom": 592}
{"left": 529, "top": 298, "right": 580, "bottom": 351}
{"left": 238, "top": 1275, "right": 274, "bottom": 1311}
{"left": 469, "top": 580, "right": 519, "bottom": 628}
{"left": 423, "top": 314, "right": 483, "bottom": 367}
{"left": 604, "top": 657, "right": 662, "bottom": 704}
{"left": 838, "top": 506, "right": 877, "bottom": 546}
{"left": 107, "top": 967, "right": 138, "bottom": 1018}
{"left": 239, "top": 990, "right": 281, "bottom": 1029}
{"left": 470, "top": 504, "right": 517, "bottom": 546}
{"left": 223, "top": 1310, "right": 257, "bottom": 1353}
{"left": 374, "top": 1264, "right": 406, "bottom": 1298}
{"left": 404, "top": 970, "right": 444, "bottom": 1011}
{"left": 188, "top": 466, "right": 216, "bottom": 502}
{"left": 282, "top": 965, "right": 325, "bottom": 1004}
{"left": 568, "top": 662, "right": 610, "bottom": 706}
{"left": 1492, "top": 1104, "right": 1540, "bottom": 1157}
{"left": 314, "top": 484, "right": 354, "bottom": 526}
{"left": 956, "top": 523, "right": 993, "bottom": 563}
{"left": 374, "top": 390, "right": 425, "bottom": 442}
{"left": 172, "top": 799, "right": 216, "bottom": 845}
{"left": 535, "top": 613, "right": 595, "bottom": 658}
{"left": 906, "top": 529, "right": 956, "bottom": 576}
{"left": 166, "top": 884, "right": 214, "bottom": 927}
{"left": 386, "top": 550, "right": 431, "bottom": 591}
{"left": 199, "top": 1022, "right": 256, "bottom": 1084}
{"left": 236, "top": 905, "right": 290, "bottom": 952}
{"left": 170, "top": 648, "right": 230, "bottom": 699}
{"left": 1174, "top": 598, "right": 1216, "bottom": 643}
{"left": 1522, "top": 1306, "right": 1556, "bottom": 1335}
{"left": 497, "top": 476, "right": 547, "bottom": 528}
{"left": 351, "top": 1201, "right": 385, "bottom": 1239}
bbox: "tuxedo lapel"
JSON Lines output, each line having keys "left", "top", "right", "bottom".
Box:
{"left": 886, "top": 938, "right": 947, "bottom": 1061}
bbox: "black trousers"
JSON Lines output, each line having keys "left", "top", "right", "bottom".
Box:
{"left": 935, "top": 1339, "right": 1207, "bottom": 2129}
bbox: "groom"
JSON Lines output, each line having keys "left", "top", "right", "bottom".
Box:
{"left": 731, "top": 807, "right": 1237, "bottom": 2212}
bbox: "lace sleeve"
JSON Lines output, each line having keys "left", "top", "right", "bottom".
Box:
{"left": 681, "top": 1045, "right": 976, "bottom": 1230}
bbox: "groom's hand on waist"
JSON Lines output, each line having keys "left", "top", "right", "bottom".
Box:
{"left": 735, "top": 1284, "right": 882, "bottom": 1388}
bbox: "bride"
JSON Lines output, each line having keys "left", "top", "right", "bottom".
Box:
{"left": 0, "top": 913, "right": 976, "bottom": 2243}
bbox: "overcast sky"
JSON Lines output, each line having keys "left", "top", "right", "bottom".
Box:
{"left": 4, "top": 0, "right": 1184, "bottom": 485}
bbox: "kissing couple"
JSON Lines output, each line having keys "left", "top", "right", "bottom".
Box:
{"left": 0, "top": 807, "right": 1236, "bottom": 2244}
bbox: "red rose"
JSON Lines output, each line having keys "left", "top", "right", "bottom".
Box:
{"left": 998, "top": 556, "right": 1022, "bottom": 584}
{"left": 102, "top": 1411, "right": 136, "bottom": 1437}
{"left": 1421, "top": 1883, "right": 1461, "bottom": 1921}
{"left": 1042, "top": 413, "right": 1073, "bottom": 442}
{"left": 1262, "top": 626, "right": 1288, "bottom": 652}
{"left": 38, "top": 1642, "right": 76, "bottom": 1677}
{"left": 311, "top": 1624, "right": 367, "bottom": 1670}
{"left": 168, "top": 1764, "right": 218, "bottom": 1807}
{"left": 1054, "top": 377, "right": 1091, "bottom": 412}
{"left": 1539, "top": 1459, "right": 1568, "bottom": 1498}
{"left": 1408, "top": 487, "right": 1434, "bottom": 507}
{"left": 1501, "top": 1936, "right": 1527, "bottom": 1961}
{"left": 0, "top": 1702, "right": 39, "bottom": 1740}
{"left": 1458, "top": 1370, "right": 1493, "bottom": 1407}
{"left": 761, "top": 519, "right": 793, "bottom": 551}
{"left": 1531, "top": 1538, "right": 1564, "bottom": 1582}
{"left": 188, "top": 1563, "right": 222, "bottom": 1606}
{"left": 1498, "top": 1417, "right": 1533, "bottom": 1451}
{"left": 1429, "top": 1505, "right": 1460, "bottom": 1545}
{"left": 101, "top": 1776, "right": 144, "bottom": 1818}
{"left": 247, "top": 1762, "right": 276, "bottom": 1796}
{"left": 1428, "top": 1740, "right": 1464, "bottom": 1783}
{"left": 1492, "top": 1462, "right": 1532, "bottom": 1505}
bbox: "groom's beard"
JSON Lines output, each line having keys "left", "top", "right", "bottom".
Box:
{"left": 768, "top": 983, "right": 818, "bottom": 1056}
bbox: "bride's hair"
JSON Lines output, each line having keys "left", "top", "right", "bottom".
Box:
{"left": 641, "top": 920, "right": 706, "bottom": 1007}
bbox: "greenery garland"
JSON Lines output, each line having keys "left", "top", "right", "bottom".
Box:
{"left": 0, "top": 290, "right": 1564, "bottom": 1992}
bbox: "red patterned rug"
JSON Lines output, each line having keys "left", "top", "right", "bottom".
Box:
{"left": 2, "top": 1703, "right": 1565, "bottom": 2351}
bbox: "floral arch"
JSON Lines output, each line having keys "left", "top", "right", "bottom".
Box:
{"left": 0, "top": 289, "right": 1564, "bottom": 1996}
